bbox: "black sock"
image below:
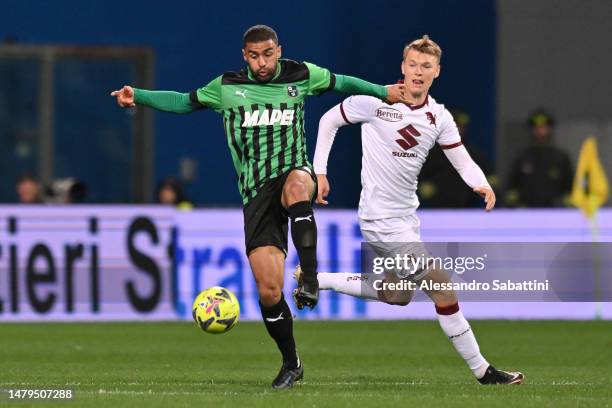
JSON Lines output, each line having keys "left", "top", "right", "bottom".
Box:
{"left": 260, "top": 294, "right": 298, "bottom": 368}
{"left": 288, "top": 200, "right": 317, "bottom": 284}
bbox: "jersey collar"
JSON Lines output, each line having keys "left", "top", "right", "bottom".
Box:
{"left": 246, "top": 61, "right": 282, "bottom": 82}
{"left": 405, "top": 94, "right": 429, "bottom": 111}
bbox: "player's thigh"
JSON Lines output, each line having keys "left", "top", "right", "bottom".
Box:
{"left": 281, "top": 167, "right": 316, "bottom": 208}
{"left": 243, "top": 177, "right": 289, "bottom": 256}
{"left": 248, "top": 245, "right": 285, "bottom": 306}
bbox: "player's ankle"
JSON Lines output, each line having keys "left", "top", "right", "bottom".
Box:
{"left": 284, "top": 356, "right": 300, "bottom": 370}
{"left": 472, "top": 362, "right": 489, "bottom": 379}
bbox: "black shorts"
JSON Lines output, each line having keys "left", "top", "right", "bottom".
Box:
{"left": 243, "top": 166, "right": 316, "bottom": 256}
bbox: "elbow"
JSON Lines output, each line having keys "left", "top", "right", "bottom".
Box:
{"left": 319, "top": 109, "right": 335, "bottom": 127}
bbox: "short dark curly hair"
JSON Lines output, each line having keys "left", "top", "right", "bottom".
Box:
{"left": 243, "top": 25, "right": 278, "bottom": 47}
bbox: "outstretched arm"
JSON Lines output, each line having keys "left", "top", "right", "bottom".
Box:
{"left": 304, "top": 62, "right": 404, "bottom": 103}
{"left": 110, "top": 85, "right": 195, "bottom": 114}
{"left": 333, "top": 75, "right": 405, "bottom": 103}
{"left": 443, "top": 145, "right": 496, "bottom": 211}
{"left": 313, "top": 104, "right": 351, "bottom": 204}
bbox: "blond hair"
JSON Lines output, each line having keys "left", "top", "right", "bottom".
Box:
{"left": 403, "top": 35, "right": 442, "bottom": 61}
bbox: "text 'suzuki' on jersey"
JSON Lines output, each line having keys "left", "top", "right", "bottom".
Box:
{"left": 242, "top": 109, "right": 295, "bottom": 127}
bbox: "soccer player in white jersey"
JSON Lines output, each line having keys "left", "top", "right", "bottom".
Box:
{"left": 294, "top": 35, "right": 523, "bottom": 385}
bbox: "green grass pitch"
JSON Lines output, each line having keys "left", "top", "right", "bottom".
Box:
{"left": 0, "top": 320, "right": 610, "bottom": 407}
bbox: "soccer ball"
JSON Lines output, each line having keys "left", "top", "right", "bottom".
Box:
{"left": 192, "top": 287, "right": 240, "bottom": 334}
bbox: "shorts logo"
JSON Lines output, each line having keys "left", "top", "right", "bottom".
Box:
{"left": 376, "top": 107, "right": 403, "bottom": 122}
{"left": 287, "top": 85, "right": 298, "bottom": 97}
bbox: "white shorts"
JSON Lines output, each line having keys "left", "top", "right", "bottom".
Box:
{"left": 359, "top": 214, "right": 431, "bottom": 281}
{"left": 359, "top": 214, "right": 421, "bottom": 243}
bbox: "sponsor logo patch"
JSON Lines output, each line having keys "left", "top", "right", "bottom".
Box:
{"left": 242, "top": 109, "right": 295, "bottom": 127}
{"left": 426, "top": 112, "right": 436, "bottom": 127}
{"left": 392, "top": 151, "right": 418, "bottom": 158}
{"left": 376, "top": 107, "right": 403, "bottom": 122}
{"left": 287, "top": 85, "right": 298, "bottom": 97}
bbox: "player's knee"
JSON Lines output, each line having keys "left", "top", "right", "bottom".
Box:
{"left": 381, "top": 294, "right": 411, "bottom": 306}
{"left": 258, "top": 284, "right": 282, "bottom": 307}
{"left": 379, "top": 287, "right": 414, "bottom": 306}
{"left": 284, "top": 180, "right": 310, "bottom": 202}
{"left": 385, "top": 300, "right": 410, "bottom": 306}
{"left": 431, "top": 289, "right": 458, "bottom": 306}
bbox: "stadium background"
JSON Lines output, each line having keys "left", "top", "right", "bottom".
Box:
{"left": 2, "top": 0, "right": 611, "bottom": 206}
{"left": 1, "top": 1, "right": 611, "bottom": 406}
{"left": 1, "top": 0, "right": 496, "bottom": 204}
{"left": 1, "top": 0, "right": 610, "bottom": 321}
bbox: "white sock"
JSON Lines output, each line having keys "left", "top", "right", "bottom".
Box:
{"left": 437, "top": 304, "right": 489, "bottom": 379}
{"left": 317, "top": 272, "right": 379, "bottom": 300}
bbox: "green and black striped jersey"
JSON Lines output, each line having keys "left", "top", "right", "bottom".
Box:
{"left": 189, "top": 59, "right": 335, "bottom": 204}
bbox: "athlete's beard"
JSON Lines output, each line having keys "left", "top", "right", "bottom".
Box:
{"left": 252, "top": 67, "right": 275, "bottom": 83}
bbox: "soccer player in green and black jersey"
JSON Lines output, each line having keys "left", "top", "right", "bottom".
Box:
{"left": 111, "top": 24, "right": 405, "bottom": 389}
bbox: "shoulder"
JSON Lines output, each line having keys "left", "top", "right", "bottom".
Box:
{"left": 276, "top": 59, "right": 310, "bottom": 83}
{"left": 340, "top": 96, "right": 392, "bottom": 123}
{"left": 426, "top": 95, "right": 448, "bottom": 116}
{"left": 550, "top": 146, "right": 572, "bottom": 161}
{"left": 220, "top": 70, "right": 251, "bottom": 85}
{"left": 345, "top": 95, "right": 381, "bottom": 106}
{"left": 514, "top": 146, "right": 535, "bottom": 160}
{"left": 283, "top": 59, "right": 309, "bottom": 73}
{"left": 343, "top": 95, "right": 386, "bottom": 115}
{"left": 426, "top": 96, "right": 454, "bottom": 127}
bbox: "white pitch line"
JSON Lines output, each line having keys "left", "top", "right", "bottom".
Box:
{"left": 95, "top": 390, "right": 203, "bottom": 396}
{"left": 1, "top": 381, "right": 430, "bottom": 387}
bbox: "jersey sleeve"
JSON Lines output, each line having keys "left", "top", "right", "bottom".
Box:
{"left": 189, "top": 75, "right": 223, "bottom": 110}
{"left": 436, "top": 109, "right": 463, "bottom": 149}
{"left": 443, "top": 145, "right": 491, "bottom": 189}
{"left": 339, "top": 95, "right": 379, "bottom": 124}
{"left": 304, "top": 62, "right": 335, "bottom": 96}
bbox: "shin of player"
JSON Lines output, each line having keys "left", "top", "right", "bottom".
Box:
{"left": 251, "top": 247, "right": 299, "bottom": 370}
{"left": 419, "top": 268, "right": 489, "bottom": 379}
{"left": 283, "top": 170, "right": 319, "bottom": 297}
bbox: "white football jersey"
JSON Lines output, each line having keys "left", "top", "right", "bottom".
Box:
{"left": 339, "top": 95, "right": 462, "bottom": 220}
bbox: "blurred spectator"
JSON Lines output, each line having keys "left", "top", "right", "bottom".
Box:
{"left": 156, "top": 178, "right": 193, "bottom": 209}
{"left": 16, "top": 173, "right": 43, "bottom": 204}
{"left": 45, "top": 178, "right": 88, "bottom": 204}
{"left": 419, "top": 109, "right": 496, "bottom": 208}
{"left": 505, "top": 109, "right": 573, "bottom": 207}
